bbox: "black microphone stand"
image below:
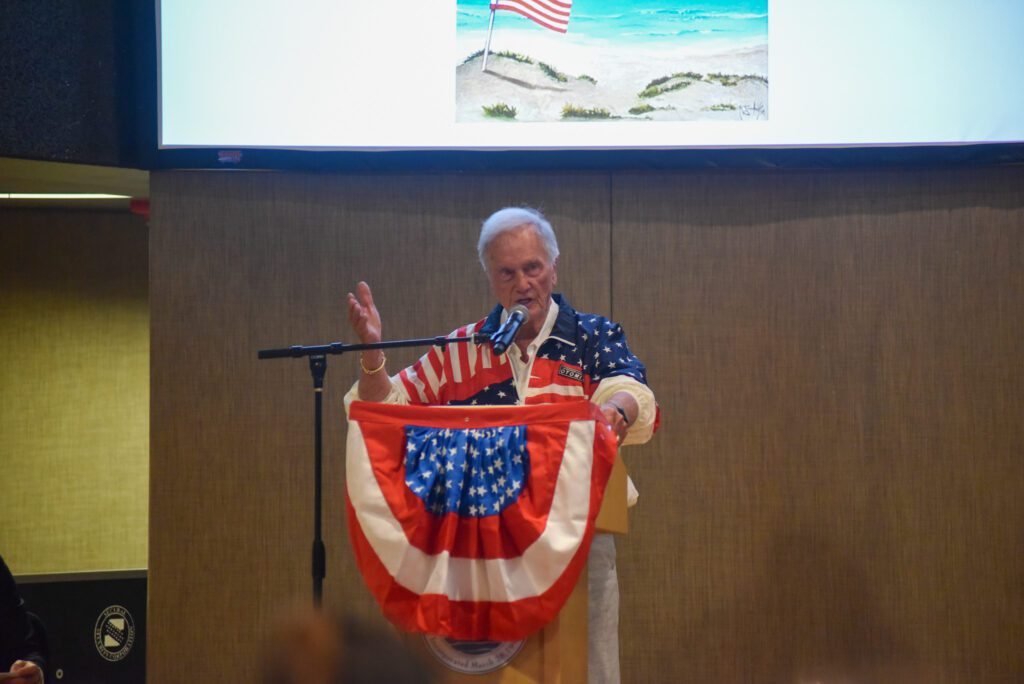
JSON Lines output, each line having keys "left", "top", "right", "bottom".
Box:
{"left": 257, "top": 333, "right": 488, "bottom": 607}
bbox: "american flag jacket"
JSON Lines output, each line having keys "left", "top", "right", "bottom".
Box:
{"left": 397, "top": 294, "right": 655, "bottom": 419}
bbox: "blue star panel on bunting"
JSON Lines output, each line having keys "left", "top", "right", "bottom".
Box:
{"left": 404, "top": 424, "right": 530, "bottom": 517}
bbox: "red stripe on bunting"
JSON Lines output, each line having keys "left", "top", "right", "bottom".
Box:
{"left": 347, "top": 496, "right": 595, "bottom": 641}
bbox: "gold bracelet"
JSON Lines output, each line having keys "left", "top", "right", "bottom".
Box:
{"left": 360, "top": 352, "right": 387, "bottom": 375}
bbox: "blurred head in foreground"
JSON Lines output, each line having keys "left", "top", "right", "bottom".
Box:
{"left": 261, "top": 607, "right": 435, "bottom": 684}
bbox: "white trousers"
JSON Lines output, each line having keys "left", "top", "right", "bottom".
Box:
{"left": 587, "top": 533, "right": 620, "bottom": 684}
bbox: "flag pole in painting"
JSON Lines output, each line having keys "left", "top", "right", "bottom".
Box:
{"left": 345, "top": 400, "right": 617, "bottom": 642}
{"left": 481, "top": 0, "right": 574, "bottom": 71}
{"left": 482, "top": 6, "right": 497, "bottom": 72}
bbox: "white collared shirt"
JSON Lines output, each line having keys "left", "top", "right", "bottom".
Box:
{"left": 503, "top": 297, "right": 560, "bottom": 403}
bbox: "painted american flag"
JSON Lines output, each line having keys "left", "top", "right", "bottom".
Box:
{"left": 490, "top": 0, "right": 573, "bottom": 34}
{"left": 346, "top": 400, "right": 617, "bottom": 641}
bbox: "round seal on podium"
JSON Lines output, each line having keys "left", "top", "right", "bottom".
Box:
{"left": 423, "top": 636, "right": 525, "bottom": 674}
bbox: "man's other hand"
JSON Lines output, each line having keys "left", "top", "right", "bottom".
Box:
{"left": 7, "top": 660, "right": 43, "bottom": 684}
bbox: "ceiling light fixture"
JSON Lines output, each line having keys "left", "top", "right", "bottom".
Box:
{"left": 0, "top": 193, "right": 131, "bottom": 200}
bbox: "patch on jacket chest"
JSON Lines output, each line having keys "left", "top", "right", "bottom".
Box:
{"left": 558, "top": 365, "right": 584, "bottom": 382}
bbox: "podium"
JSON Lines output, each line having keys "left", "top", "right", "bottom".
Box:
{"left": 346, "top": 401, "right": 627, "bottom": 683}
{"left": 405, "top": 456, "right": 630, "bottom": 683}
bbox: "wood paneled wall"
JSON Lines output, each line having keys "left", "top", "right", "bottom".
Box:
{"left": 149, "top": 167, "right": 1024, "bottom": 683}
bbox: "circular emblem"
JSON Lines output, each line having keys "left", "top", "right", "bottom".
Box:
{"left": 423, "top": 636, "right": 525, "bottom": 674}
{"left": 94, "top": 605, "right": 135, "bottom": 662}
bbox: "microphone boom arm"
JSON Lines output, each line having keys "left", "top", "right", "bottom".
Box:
{"left": 257, "top": 333, "right": 490, "bottom": 360}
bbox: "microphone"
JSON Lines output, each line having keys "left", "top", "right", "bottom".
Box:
{"left": 490, "top": 304, "right": 530, "bottom": 355}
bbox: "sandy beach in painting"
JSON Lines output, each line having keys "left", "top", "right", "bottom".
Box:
{"left": 456, "top": 29, "right": 768, "bottom": 123}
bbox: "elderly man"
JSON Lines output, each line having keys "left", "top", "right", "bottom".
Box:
{"left": 346, "top": 206, "right": 656, "bottom": 683}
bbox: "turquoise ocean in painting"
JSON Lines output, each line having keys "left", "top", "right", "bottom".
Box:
{"left": 456, "top": 0, "right": 768, "bottom": 46}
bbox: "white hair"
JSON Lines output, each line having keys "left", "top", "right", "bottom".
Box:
{"left": 477, "top": 207, "right": 560, "bottom": 271}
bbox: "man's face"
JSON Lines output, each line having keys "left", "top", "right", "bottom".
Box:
{"left": 484, "top": 224, "right": 558, "bottom": 337}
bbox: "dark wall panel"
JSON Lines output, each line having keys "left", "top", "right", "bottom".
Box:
{"left": 612, "top": 167, "right": 1024, "bottom": 683}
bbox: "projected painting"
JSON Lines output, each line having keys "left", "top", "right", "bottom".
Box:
{"left": 456, "top": 1, "right": 769, "bottom": 123}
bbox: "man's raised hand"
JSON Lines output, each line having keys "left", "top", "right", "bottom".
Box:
{"left": 346, "top": 281, "right": 382, "bottom": 345}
